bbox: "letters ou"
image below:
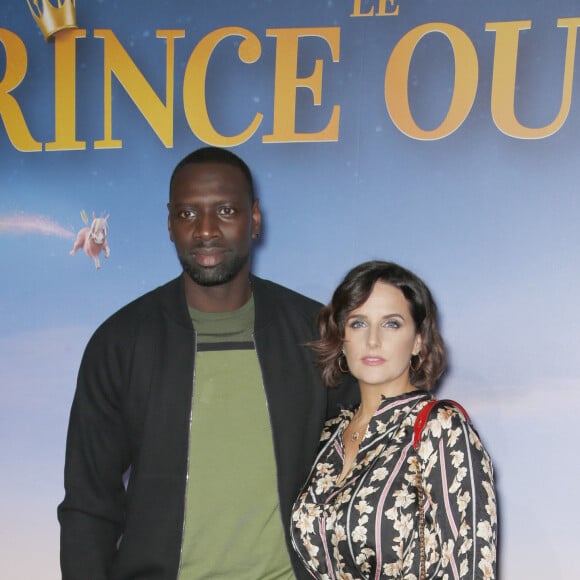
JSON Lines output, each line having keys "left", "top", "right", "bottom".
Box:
{"left": 385, "top": 18, "right": 580, "bottom": 141}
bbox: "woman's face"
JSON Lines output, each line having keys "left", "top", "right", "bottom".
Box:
{"left": 342, "top": 282, "right": 421, "bottom": 397}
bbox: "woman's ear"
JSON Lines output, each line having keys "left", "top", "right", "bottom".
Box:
{"left": 412, "top": 334, "right": 422, "bottom": 356}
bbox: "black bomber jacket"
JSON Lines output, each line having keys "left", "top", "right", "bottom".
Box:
{"left": 58, "top": 274, "right": 357, "bottom": 579}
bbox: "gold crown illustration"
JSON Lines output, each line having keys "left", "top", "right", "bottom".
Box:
{"left": 27, "top": 0, "right": 78, "bottom": 41}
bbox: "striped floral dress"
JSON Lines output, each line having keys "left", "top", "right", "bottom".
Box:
{"left": 290, "top": 391, "right": 497, "bottom": 579}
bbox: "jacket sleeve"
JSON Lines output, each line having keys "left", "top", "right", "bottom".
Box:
{"left": 57, "top": 321, "right": 132, "bottom": 579}
{"left": 417, "top": 405, "right": 497, "bottom": 579}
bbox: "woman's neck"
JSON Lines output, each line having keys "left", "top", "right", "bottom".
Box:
{"left": 356, "top": 383, "right": 418, "bottom": 420}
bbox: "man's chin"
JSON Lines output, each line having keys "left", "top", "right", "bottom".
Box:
{"left": 183, "top": 266, "right": 232, "bottom": 287}
{"left": 180, "top": 258, "right": 248, "bottom": 288}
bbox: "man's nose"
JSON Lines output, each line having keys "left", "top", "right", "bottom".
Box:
{"left": 194, "top": 211, "right": 219, "bottom": 239}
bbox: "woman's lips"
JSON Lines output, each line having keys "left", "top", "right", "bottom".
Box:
{"left": 362, "top": 356, "right": 385, "bottom": 366}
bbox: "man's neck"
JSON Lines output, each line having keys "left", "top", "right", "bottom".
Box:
{"left": 182, "top": 271, "right": 253, "bottom": 313}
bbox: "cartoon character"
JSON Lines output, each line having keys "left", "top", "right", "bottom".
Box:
{"left": 70, "top": 210, "right": 110, "bottom": 269}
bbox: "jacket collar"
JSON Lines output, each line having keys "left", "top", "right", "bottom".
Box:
{"left": 158, "top": 273, "right": 272, "bottom": 331}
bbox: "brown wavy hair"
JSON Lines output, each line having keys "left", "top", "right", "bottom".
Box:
{"left": 311, "top": 261, "right": 446, "bottom": 389}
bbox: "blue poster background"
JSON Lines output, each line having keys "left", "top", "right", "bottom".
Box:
{"left": 2, "top": 1, "right": 579, "bottom": 577}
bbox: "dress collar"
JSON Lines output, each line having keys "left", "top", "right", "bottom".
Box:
{"left": 340, "top": 390, "right": 432, "bottom": 443}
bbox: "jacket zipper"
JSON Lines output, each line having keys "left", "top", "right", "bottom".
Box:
{"left": 176, "top": 330, "right": 197, "bottom": 578}
{"left": 251, "top": 332, "right": 296, "bottom": 565}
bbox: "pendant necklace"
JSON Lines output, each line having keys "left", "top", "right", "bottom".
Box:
{"left": 349, "top": 408, "right": 367, "bottom": 442}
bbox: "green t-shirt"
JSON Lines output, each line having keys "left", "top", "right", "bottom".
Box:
{"left": 178, "top": 297, "right": 294, "bottom": 579}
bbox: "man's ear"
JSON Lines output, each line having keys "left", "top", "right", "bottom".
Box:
{"left": 167, "top": 204, "right": 174, "bottom": 242}
{"left": 251, "top": 199, "right": 262, "bottom": 239}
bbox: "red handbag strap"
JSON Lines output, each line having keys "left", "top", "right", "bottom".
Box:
{"left": 412, "top": 399, "right": 470, "bottom": 450}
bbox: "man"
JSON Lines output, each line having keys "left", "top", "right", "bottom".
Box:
{"left": 58, "top": 147, "right": 357, "bottom": 579}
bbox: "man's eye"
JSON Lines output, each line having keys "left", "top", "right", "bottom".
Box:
{"left": 177, "top": 209, "right": 195, "bottom": 219}
{"left": 218, "top": 206, "right": 236, "bottom": 217}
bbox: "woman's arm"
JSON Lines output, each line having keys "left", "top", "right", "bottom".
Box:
{"left": 418, "top": 404, "right": 497, "bottom": 579}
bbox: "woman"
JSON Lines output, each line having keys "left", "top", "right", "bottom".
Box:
{"left": 291, "top": 261, "right": 497, "bottom": 579}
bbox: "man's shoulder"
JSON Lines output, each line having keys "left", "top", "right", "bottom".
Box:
{"left": 251, "top": 275, "right": 322, "bottom": 313}
{"left": 94, "top": 276, "right": 184, "bottom": 335}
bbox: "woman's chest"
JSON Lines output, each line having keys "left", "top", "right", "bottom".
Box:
{"left": 309, "top": 427, "right": 419, "bottom": 520}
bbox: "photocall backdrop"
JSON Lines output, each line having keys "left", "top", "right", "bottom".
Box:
{"left": 1, "top": 1, "right": 579, "bottom": 578}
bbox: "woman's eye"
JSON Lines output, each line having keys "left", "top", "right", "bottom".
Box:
{"left": 384, "top": 319, "right": 400, "bottom": 329}
{"left": 349, "top": 319, "right": 365, "bottom": 329}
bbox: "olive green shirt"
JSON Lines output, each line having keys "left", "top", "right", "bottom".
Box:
{"left": 178, "top": 297, "right": 294, "bottom": 579}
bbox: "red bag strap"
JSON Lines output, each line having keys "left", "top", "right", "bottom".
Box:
{"left": 412, "top": 399, "right": 470, "bottom": 450}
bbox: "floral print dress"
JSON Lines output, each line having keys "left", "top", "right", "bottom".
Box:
{"left": 290, "top": 391, "right": 497, "bottom": 579}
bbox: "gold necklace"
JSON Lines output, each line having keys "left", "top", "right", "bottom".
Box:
{"left": 349, "top": 408, "right": 367, "bottom": 442}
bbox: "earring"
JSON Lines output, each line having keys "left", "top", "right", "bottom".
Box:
{"left": 338, "top": 355, "right": 349, "bottom": 374}
{"left": 410, "top": 354, "right": 422, "bottom": 372}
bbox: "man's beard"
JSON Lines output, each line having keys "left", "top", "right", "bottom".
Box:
{"left": 177, "top": 249, "right": 250, "bottom": 287}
